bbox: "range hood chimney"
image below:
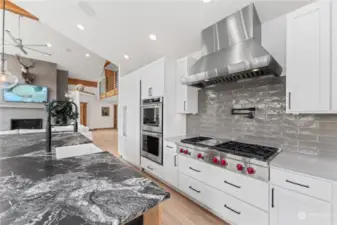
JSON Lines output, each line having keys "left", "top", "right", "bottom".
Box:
{"left": 181, "top": 4, "right": 282, "bottom": 88}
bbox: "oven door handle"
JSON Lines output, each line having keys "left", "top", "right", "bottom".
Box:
{"left": 141, "top": 104, "right": 162, "bottom": 108}
{"left": 141, "top": 131, "right": 163, "bottom": 138}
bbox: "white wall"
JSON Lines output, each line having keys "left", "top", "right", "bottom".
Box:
{"left": 69, "top": 91, "right": 115, "bottom": 130}
{"left": 262, "top": 14, "right": 287, "bottom": 74}
{"left": 68, "top": 84, "right": 97, "bottom": 95}
{"left": 89, "top": 101, "right": 115, "bottom": 129}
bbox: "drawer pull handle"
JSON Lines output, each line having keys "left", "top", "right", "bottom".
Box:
{"left": 189, "top": 186, "right": 200, "bottom": 193}
{"left": 224, "top": 204, "right": 241, "bottom": 215}
{"left": 174, "top": 155, "right": 177, "bottom": 167}
{"left": 166, "top": 145, "right": 173, "bottom": 149}
{"left": 286, "top": 179, "right": 310, "bottom": 188}
{"left": 189, "top": 167, "right": 201, "bottom": 173}
{"left": 224, "top": 180, "right": 241, "bottom": 189}
{"left": 147, "top": 166, "right": 154, "bottom": 171}
{"left": 271, "top": 188, "right": 274, "bottom": 208}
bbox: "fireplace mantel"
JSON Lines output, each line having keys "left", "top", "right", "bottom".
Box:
{"left": 0, "top": 104, "right": 45, "bottom": 109}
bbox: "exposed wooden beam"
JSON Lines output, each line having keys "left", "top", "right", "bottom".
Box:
{"left": 0, "top": 0, "right": 39, "bottom": 21}
{"left": 68, "top": 78, "right": 97, "bottom": 88}
{"left": 104, "top": 60, "right": 111, "bottom": 68}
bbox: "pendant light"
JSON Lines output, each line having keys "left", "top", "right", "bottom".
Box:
{"left": 0, "top": 0, "right": 18, "bottom": 89}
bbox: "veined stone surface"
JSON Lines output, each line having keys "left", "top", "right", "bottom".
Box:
{"left": 0, "top": 133, "right": 169, "bottom": 225}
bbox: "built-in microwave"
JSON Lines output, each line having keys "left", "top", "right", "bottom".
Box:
{"left": 141, "top": 97, "right": 163, "bottom": 133}
{"left": 141, "top": 131, "right": 163, "bottom": 165}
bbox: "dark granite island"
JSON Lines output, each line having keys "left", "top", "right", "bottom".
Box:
{"left": 0, "top": 133, "right": 169, "bottom": 225}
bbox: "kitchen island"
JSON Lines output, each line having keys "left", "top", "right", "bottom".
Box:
{"left": 0, "top": 133, "right": 169, "bottom": 225}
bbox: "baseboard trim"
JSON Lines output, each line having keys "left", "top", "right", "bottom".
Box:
{"left": 90, "top": 127, "right": 115, "bottom": 131}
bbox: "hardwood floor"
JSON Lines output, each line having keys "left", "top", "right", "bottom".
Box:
{"left": 93, "top": 129, "right": 119, "bottom": 156}
{"left": 92, "top": 129, "right": 229, "bottom": 225}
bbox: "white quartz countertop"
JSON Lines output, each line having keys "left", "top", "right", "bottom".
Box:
{"left": 165, "top": 135, "right": 192, "bottom": 144}
{"left": 271, "top": 150, "right": 337, "bottom": 182}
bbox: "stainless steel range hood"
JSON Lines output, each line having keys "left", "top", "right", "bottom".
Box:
{"left": 181, "top": 4, "right": 282, "bottom": 88}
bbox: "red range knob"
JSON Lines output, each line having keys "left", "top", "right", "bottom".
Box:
{"left": 212, "top": 157, "right": 219, "bottom": 164}
{"left": 247, "top": 167, "right": 255, "bottom": 174}
{"left": 236, "top": 164, "right": 244, "bottom": 171}
{"left": 221, "top": 159, "right": 227, "bottom": 166}
{"left": 197, "top": 153, "right": 203, "bottom": 159}
{"left": 180, "top": 148, "right": 184, "bottom": 153}
{"left": 184, "top": 150, "right": 189, "bottom": 155}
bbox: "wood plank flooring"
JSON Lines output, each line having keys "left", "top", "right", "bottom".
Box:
{"left": 93, "top": 129, "right": 229, "bottom": 225}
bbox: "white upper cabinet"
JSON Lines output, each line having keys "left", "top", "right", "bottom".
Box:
{"left": 332, "top": 0, "right": 337, "bottom": 110}
{"left": 141, "top": 58, "right": 165, "bottom": 99}
{"left": 176, "top": 57, "right": 198, "bottom": 114}
{"left": 270, "top": 185, "right": 331, "bottom": 225}
{"left": 286, "top": 0, "right": 331, "bottom": 113}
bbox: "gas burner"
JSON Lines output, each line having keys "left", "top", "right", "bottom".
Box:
{"left": 213, "top": 141, "right": 278, "bottom": 161}
{"left": 181, "top": 136, "right": 212, "bottom": 147}
{"left": 177, "top": 138, "right": 281, "bottom": 182}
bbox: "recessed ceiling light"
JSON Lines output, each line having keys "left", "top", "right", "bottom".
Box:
{"left": 124, "top": 54, "right": 130, "bottom": 60}
{"left": 77, "top": 24, "right": 85, "bottom": 30}
{"left": 149, "top": 34, "right": 157, "bottom": 41}
{"left": 46, "top": 43, "right": 52, "bottom": 47}
{"left": 202, "top": 0, "right": 213, "bottom": 3}
{"left": 252, "top": 69, "right": 259, "bottom": 72}
{"left": 85, "top": 53, "right": 90, "bottom": 57}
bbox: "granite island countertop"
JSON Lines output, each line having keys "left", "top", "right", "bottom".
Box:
{"left": 0, "top": 132, "right": 92, "bottom": 152}
{"left": 0, "top": 133, "right": 170, "bottom": 225}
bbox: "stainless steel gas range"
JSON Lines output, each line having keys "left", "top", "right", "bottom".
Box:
{"left": 177, "top": 136, "right": 282, "bottom": 182}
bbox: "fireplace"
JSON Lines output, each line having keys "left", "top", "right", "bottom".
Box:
{"left": 11, "top": 119, "right": 43, "bottom": 130}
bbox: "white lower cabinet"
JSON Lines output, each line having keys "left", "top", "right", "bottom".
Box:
{"left": 179, "top": 173, "right": 268, "bottom": 225}
{"left": 179, "top": 155, "right": 269, "bottom": 211}
{"left": 270, "top": 185, "right": 331, "bottom": 225}
{"left": 141, "top": 141, "right": 178, "bottom": 188}
{"left": 141, "top": 157, "right": 164, "bottom": 178}
{"left": 179, "top": 173, "right": 215, "bottom": 209}
{"left": 213, "top": 187, "right": 268, "bottom": 225}
{"left": 163, "top": 141, "right": 178, "bottom": 188}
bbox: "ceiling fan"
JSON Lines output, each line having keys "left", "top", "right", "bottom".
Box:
{"left": 4, "top": 16, "right": 51, "bottom": 56}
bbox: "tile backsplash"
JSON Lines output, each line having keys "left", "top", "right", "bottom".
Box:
{"left": 186, "top": 76, "right": 337, "bottom": 155}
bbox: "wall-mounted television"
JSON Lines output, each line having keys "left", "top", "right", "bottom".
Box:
{"left": 3, "top": 84, "right": 48, "bottom": 103}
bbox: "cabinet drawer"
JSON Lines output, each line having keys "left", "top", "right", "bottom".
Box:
{"left": 178, "top": 155, "right": 211, "bottom": 182}
{"left": 141, "top": 157, "right": 163, "bottom": 178}
{"left": 164, "top": 141, "right": 176, "bottom": 152}
{"left": 178, "top": 173, "right": 216, "bottom": 210}
{"left": 179, "top": 155, "right": 268, "bottom": 211}
{"left": 208, "top": 165, "right": 269, "bottom": 211}
{"left": 213, "top": 187, "right": 268, "bottom": 225}
{"left": 270, "top": 167, "right": 332, "bottom": 201}
{"left": 179, "top": 173, "right": 268, "bottom": 225}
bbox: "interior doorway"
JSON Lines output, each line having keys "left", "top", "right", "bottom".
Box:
{"left": 113, "top": 104, "right": 118, "bottom": 129}
{"left": 80, "top": 102, "right": 88, "bottom": 126}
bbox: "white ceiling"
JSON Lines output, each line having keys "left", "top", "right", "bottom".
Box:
{"left": 1, "top": 9, "right": 106, "bottom": 81}
{"left": 14, "top": 0, "right": 311, "bottom": 76}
